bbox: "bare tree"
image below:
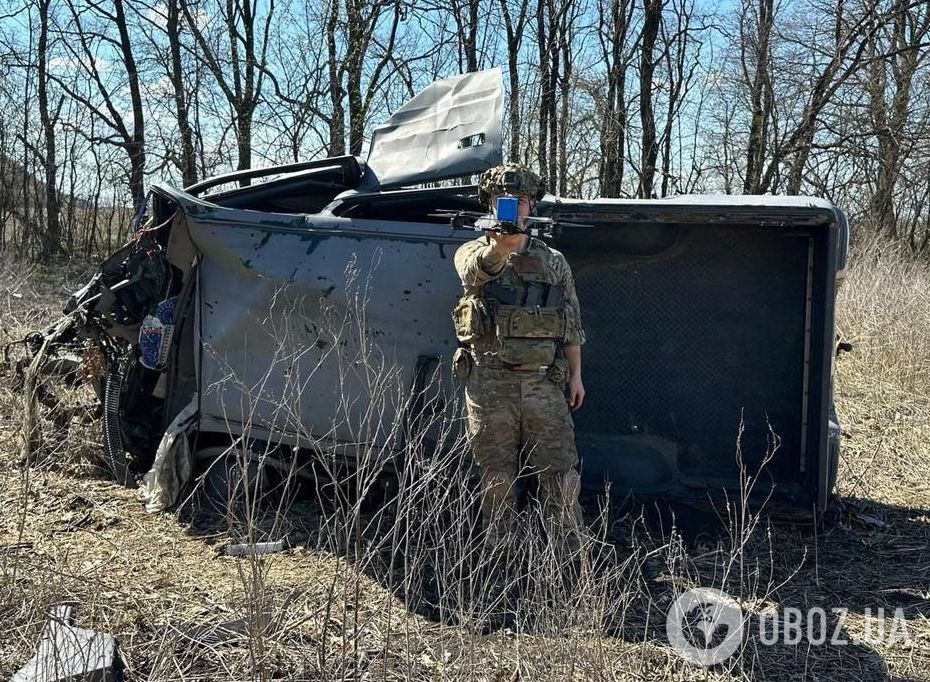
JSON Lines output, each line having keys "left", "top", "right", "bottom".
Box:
{"left": 0, "top": 0, "right": 928, "bottom": 261}
{"left": 657, "top": 0, "right": 702, "bottom": 197}
{"left": 867, "top": 0, "right": 930, "bottom": 237}
{"left": 637, "top": 0, "right": 663, "bottom": 198}
{"left": 596, "top": 0, "right": 635, "bottom": 197}
{"left": 166, "top": 0, "right": 198, "bottom": 187}
{"left": 54, "top": 0, "right": 147, "bottom": 208}
{"left": 323, "top": 0, "right": 409, "bottom": 156}
{"left": 36, "top": 0, "right": 62, "bottom": 257}
{"left": 556, "top": 0, "right": 581, "bottom": 195}
{"left": 325, "top": 0, "right": 346, "bottom": 155}
{"left": 345, "top": 0, "right": 404, "bottom": 155}
{"left": 536, "top": 0, "right": 551, "bottom": 180}
{"left": 499, "top": 0, "right": 531, "bottom": 159}
{"left": 719, "top": 0, "right": 901, "bottom": 197}
{"left": 259, "top": 1, "right": 331, "bottom": 162}
{"left": 182, "top": 0, "right": 274, "bottom": 183}
{"left": 450, "top": 0, "right": 481, "bottom": 72}
{"left": 740, "top": 0, "right": 774, "bottom": 194}
{"left": 130, "top": 0, "right": 201, "bottom": 187}
{"left": 0, "top": 57, "right": 21, "bottom": 251}
{"left": 1, "top": 1, "right": 54, "bottom": 255}
{"left": 537, "top": 0, "right": 575, "bottom": 191}
{"left": 776, "top": 0, "right": 888, "bottom": 194}
{"left": 0, "top": 108, "right": 10, "bottom": 250}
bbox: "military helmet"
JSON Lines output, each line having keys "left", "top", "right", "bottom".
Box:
{"left": 478, "top": 163, "right": 544, "bottom": 206}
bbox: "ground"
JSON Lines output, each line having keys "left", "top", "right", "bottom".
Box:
{"left": 0, "top": 242, "right": 928, "bottom": 681}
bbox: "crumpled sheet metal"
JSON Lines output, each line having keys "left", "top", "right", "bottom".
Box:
{"left": 185, "top": 213, "right": 463, "bottom": 456}
{"left": 138, "top": 393, "right": 198, "bottom": 513}
{"left": 365, "top": 67, "right": 503, "bottom": 189}
{"left": 12, "top": 605, "right": 122, "bottom": 682}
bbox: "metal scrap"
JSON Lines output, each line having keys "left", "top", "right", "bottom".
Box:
{"left": 11, "top": 604, "right": 123, "bottom": 682}
{"left": 222, "top": 539, "right": 287, "bottom": 557}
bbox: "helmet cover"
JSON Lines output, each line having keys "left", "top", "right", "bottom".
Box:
{"left": 478, "top": 163, "right": 544, "bottom": 206}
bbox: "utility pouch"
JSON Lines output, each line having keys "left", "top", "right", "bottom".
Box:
{"left": 496, "top": 338, "right": 558, "bottom": 367}
{"left": 495, "top": 305, "right": 566, "bottom": 339}
{"left": 452, "top": 295, "right": 491, "bottom": 343}
{"left": 451, "top": 347, "right": 473, "bottom": 380}
{"left": 546, "top": 357, "right": 570, "bottom": 386}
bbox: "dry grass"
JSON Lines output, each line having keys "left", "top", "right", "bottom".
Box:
{"left": 0, "top": 240, "right": 928, "bottom": 681}
{"left": 834, "top": 238, "right": 930, "bottom": 507}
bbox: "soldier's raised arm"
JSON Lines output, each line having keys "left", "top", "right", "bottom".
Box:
{"left": 454, "top": 237, "right": 509, "bottom": 287}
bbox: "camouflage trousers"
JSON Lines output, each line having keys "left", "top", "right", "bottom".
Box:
{"left": 464, "top": 364, "right": 583, "bottom": 551}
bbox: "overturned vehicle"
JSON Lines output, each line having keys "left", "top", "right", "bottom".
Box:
{"left": 32, "top": 68, "right": 848, "bottom": 518}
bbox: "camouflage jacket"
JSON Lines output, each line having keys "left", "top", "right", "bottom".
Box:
{"left": 453, "top": 235, "right": 586, "bottom": 347}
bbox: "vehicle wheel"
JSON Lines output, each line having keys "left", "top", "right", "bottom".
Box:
{"left": 194, "top": 445, "right": 270, "bottom": 516}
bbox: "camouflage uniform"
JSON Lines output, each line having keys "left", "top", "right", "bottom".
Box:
{"left": 454, "top": 234, "right": 586, "bottom": 549}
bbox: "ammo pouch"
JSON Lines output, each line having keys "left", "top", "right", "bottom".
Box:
{"left": 494, "top": 305, "right": 567, "bottom": 339}
{"left": 452, "top": 295, "right": 491, "bottom": 344}
{"left": 451, "top": 347, "right": 472, "bottom": 380}
{"left": 546, "top": 357, "right": 570, "bottom": 385}
{"left": 495, "top": 338, "right": 558, "bottom": 366}
{"left": 492, "top": 304, "right": 565, "bottom": 366}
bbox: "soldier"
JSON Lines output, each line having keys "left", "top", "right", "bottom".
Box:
{"left": 452, "top": 162, "right": 586, "bottom": 554}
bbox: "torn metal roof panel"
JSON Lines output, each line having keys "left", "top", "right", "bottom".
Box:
{"left": 363, "top": 67, "right": 504, "bottom": 190}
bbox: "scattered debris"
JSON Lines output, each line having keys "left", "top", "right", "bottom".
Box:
{"left": 40, "top": 353, "right": 82, "bottom": 383}
{"left": 222, "top": 539, "right": 287, "bottom": 557}
{"left": 53, "top": 511, "right": 92, "bottom": 534}
{"left": 852, "top": 511, "right": 889, "bottom": 530}
{"left": 179, "top": 618, "right": 248, "bottom": 647}
{"left": 11, "top": 604, "right": 123, "bottom": 682}
{"left": 839, "top": 498, "right": 891, "bottom": 531}
{"left": 137, "top": 393, "right": 198, "bottom": 513}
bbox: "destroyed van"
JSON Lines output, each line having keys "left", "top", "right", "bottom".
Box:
{"left": 34, "top": 68, "right": 849, "bottom": 518}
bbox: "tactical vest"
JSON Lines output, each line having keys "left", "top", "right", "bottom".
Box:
{"left": 453, "top": 251, "right": 568, "bottom": 367}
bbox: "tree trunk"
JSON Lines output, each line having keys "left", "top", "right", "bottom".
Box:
{"left": 499, "top": 0, "right": 529, "bottom": 159}
{"left": 467, "top": 0, "right": 479, "bottom": 71}
{"left": 112, "top": 0, "right": 146, "bottom": 207}
{"left": 742, "top": 0, "right": 774, "bottom": 194}
{"left": 557, "top": 4, "right": 572, "bottom": 196}
{"left": 659, "top": 0, "right": 695, "bottom": 198}
{"left": 868, "top": 0, "right": 928, "bottom": 235}
{"left": 505, "top": 24, "right": 521, "bottom": 159}
{"left": 167, "top": 0, "right": 197, "bottom": 187}
{"left": 547, "top": 3, "right": 558, "bottom": 187}
{"left": 182, "top": 0, "right": 271, "bottom": 183}
{"left": 347, "top": 64, "right": 364, "bottom": 156}
{"left": 452, "top": 0, "right": 480, "bottom": 72}
{"left": 237, "top": 110, "right": 253, "bottom": 180}
{"left": 637, "top": 0, "right": 661, "bottom": 198}
{"left": 539, "top": 0, "right": 561, "bottom": 187}
{"left": 598, "top": 0, "right": 633, "bottom": 197}
{"left": 38, "top": 0, "right": 61, "bottom": 259}
{"left": 326, "top": 0, "right": 346, "bottom": 156}
{"left": 537, "top": 0, "right": 549, "bottom": 175}
{"left": 345, "top": 0, "right": 365, "bottom": 155}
